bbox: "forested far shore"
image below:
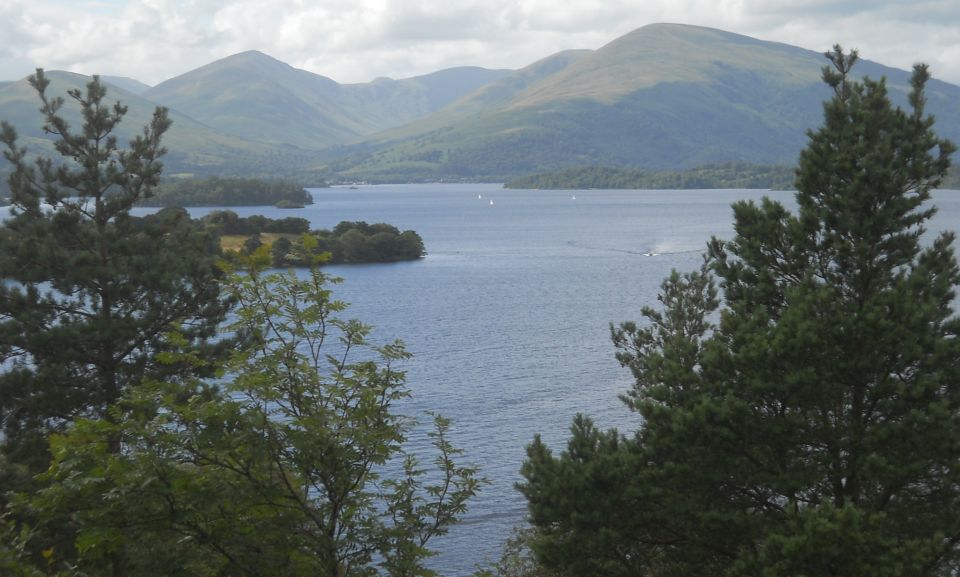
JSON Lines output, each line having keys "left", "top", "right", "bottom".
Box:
{"left": 139, "top": 176, "right": 315, "bottom": 207}
{"left": 505, "top": 163, "right": 798, "bottom": 190}
{"left": 505, "top": 163, "right": 960, "bottom": 191}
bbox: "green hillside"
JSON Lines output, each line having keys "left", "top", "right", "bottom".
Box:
{"left": 102, "top": 75, "right": 152, "bottom": 95}
{"left": 333, "top": 23, "right": 960, "bottom": 181}
{"left": 0, "top": 70, "right": 317, "bottom": 179}
{"left": 364, "top": 49, "right": 592, "bottom": 145}
{"left": 143, "top": 51, "right": 354, "bottom": 149}
{"left": 4, "top": 24, "right": 959, "bottom": 184}
{"left": 144, "top": 51, "right": 510, "bottom": 150}
{"left": 507, "top": 23, "right": 821, "bottom": 108}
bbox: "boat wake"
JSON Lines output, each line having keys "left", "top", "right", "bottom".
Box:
{"left": 565, "top": 240, "right": 702, "bottom": 257}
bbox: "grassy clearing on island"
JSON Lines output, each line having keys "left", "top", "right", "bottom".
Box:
{"left": 219, "top": 233, "right": 297, "bottom": 252}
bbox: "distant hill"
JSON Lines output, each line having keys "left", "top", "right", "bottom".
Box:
{"left": 143, "top": 51, "right": 510, "bottom": 150}
{"left": 0, "top": 70, "right": 315, "bottom": 179}
{"left": 0, "top": 62, "right": 512, "bottom": 182}
{"left": 364, "top": 49, "right": 592, "bottom": 145}
{"left": 334, "top": 23, "right": 960, "bottom": 181}
{"left": 3, "top": 25, "right": 959, "bottom": 184}
{"left": 102, "top": 75, "right": 152, "bottom": 95}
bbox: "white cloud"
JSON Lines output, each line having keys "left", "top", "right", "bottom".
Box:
{"left": 0, "top": 0, "right": 957, "bottom": 86}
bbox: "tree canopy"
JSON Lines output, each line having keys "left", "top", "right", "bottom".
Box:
{"left": 139, "top": 176, "right": 313, "bottom": 207}
{"left": 520, "top": 47, "right": 960, "bottom": 577}
{"left": 0, "top": 70, "right": 229, "bottom": 476}
{"left": 21, "top": 257, "right": 481, "bottom": 577}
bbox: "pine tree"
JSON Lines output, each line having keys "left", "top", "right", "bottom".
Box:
{"left": 520, "top": 47, "right": 960, "bottom": 577}
{"left": 0, "top": 70, "right": 229, "bottom": 476}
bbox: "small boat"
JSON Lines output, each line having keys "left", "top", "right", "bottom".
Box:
{"left": 490, "top": 200, "right": 494, "bottom": 206}
{"left": 571, "top": 195, "right": 576, "bottom": 200}
{"left": 478, "top": 194, "right": 482, "bottom": 199}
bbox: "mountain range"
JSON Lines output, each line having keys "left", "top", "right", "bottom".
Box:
{"left": 2, "top": 23, "right": 959, "bottom": 183}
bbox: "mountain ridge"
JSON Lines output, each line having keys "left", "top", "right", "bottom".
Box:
{"left": 332, "top": 23, "right": 960, "bottom": 180}
{"left": 143, "top": 50, "right": 511, "bottom": 149}
{"left": 506, "top": 23, "right": 822, "bottom": 109}
{"left": 2, "top": 23, "right": 959, "bottom": 183}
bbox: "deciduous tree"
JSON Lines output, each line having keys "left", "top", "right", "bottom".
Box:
{"left": 26, "top": 253, "right": 481, "bottom": 577}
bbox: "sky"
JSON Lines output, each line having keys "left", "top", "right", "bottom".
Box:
{"left": 1, "top": 0, "right": 959, "bottom": 87}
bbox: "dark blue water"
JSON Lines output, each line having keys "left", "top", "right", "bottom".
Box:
{"left": 136, "top": 183, "right": 960, "bottom": 575}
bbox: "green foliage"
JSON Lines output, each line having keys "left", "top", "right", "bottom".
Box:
{"left": 225, "top": 220, "right": 427, "bottom": 267}
{"left": 240, "top": 232, "right": 263, "bottom": 255}
{"left": 270, "top": 236, "right": 293, "bottom": 267}
{"left": 205, "top": 213, "right": 425, "bottom": 267}
{"left": 0, "top": 70, "right": 229, "bottom": 474}
{"left": 311, "top": 222, "right": 426, "bottom": 265}
{"left": 475, "top": 526, "right": 561, "bottom": 577}
{"left": 728, "top": 505, "right": 941, "bottom": 577}
{"left": 0, "top": 512, "right": 79, "bottom": 577}
{"left": 0, "top": 70, "right": 467, "bottom": 577}
{"left": 519, "top": 48, "right": 960, "bottom": 577}
{"left": 504, "top": 163, "right": 797, "bottom": 190}
{"left": 201, "top": 209, "right": 310, "bottom": 235}
{"left": 23, "top": 261, "right": 482, "bottom": 577}
{"left": 0, "top": 68, "right": 234, "bottom": 577}
{"left": 141, "top": 176, "right": 313, "bottom": 207}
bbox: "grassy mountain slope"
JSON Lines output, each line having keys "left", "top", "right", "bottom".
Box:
{"left": 102, "top": 75, "right": 152, "bottom": 95}
{"left": 144, "top": 51, "right": 510, "bottom": 150}
{"left": 0, "top": 71, "right": 310, "bottom": 178}
{"left": 336, "top": 23, "right": 960, "bottom": 180}
{"left": 366, "top": 49, "right": 592, "bottom": 144}
{"left": 5, "top": 25, "right": 957, "bottom": 183}
{"left": 507, "top": 23, "right": 820, "bottom": 108}
{"left": 349, "top": 66, "right": 513, "bottom": 122}
{"left": 144, "top": 51, "right": 352, "bottom": 149}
